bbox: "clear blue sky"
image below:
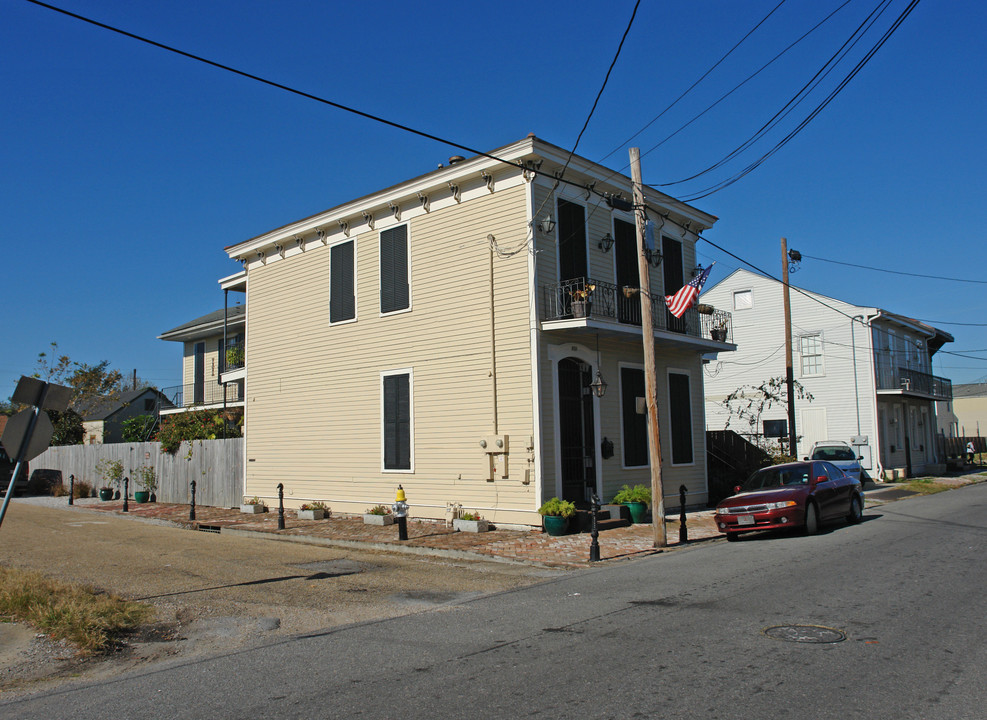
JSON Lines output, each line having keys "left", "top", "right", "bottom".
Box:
{"left": 2, "top": 0, "right": 985, "bottom": 402}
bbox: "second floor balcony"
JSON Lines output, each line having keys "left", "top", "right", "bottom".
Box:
{"left": 161, "top": 379, "right": 245, "bottom": 412}
{"left": 876, "top": 366, "right": 952, "bottom": 400}
{"left": 542, "top": 277, "right": 733, "bottom": 345}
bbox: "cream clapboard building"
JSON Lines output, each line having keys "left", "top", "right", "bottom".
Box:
{"left": 208, "top": 136, "right": 734, "bottom": 526}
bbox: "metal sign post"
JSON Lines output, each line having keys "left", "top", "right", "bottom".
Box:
{"left": 0, "top": 377, "right": 72, "bottom": 529}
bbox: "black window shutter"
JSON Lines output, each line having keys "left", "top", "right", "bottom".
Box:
{"left": 662, "top": 236, "right": 684, "bottom": 294}
{"left": 557, "top": 198, "right": 587, "bottom": 282}
{"left": 621, "top": 367, "right": 648, "bottom": 467}
{"left": 384, "top": 374, "right": 410, "bottom": 469}
{"left": 668, "top": 373, "right": 693, "bottom": 464}
{"left": 380, "top": 225, "right": 409, "bottom": 313}
{"left": 330, "top": 240, "right": 355, "bottom": 322}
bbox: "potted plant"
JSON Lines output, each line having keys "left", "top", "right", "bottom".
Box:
{"left": 538, "top": 497, "right": 576, "bottom": 536}
{"left": 710, "top": 322, "right": 728, "bottom": 342}
{"left": 134, "top": 465, "right": 156, "bottom": 503}
{"left": 570, "top": 283, "right": 596, "bottom": 318}
{"left": 225, "top": 344, "right": 244, "bottom": 369}
{"left": 240, "top": 496, "right": 268, "bottom": 514}
{"left": 95, "top": 459, "right": 123, "bottom": 501}
{"left": 297, "top": 501, "right": 329, "bottom": 521}
{"left": 453, "top": 510, "right": 490, "bottom": 533}
{"left": 612, "top": 484, "right": 651, "bottom": 524}
{"left": 363, "top": 504, "right": 394, "bottom": 525}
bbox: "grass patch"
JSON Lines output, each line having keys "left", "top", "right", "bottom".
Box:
{"left": 902, "top": 478, "right": 950, "bottom": 495}
{"left": 0, "top": 566, "right": 153, "bottom": 655}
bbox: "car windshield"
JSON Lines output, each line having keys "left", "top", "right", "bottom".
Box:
{"left": 811, "top": 446, "right": 856, "bottom": 462}
{"left": 741, "top": 465, "right": 810, "bottom": 491}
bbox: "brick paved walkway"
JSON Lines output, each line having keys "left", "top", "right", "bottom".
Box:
{"left": 77, "top": 500, "right": 720, "bottom": 569}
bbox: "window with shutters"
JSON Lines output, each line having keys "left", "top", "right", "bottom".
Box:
{"left": 668, "top": 371, "right": 694, "bottom": 465}
{"left": 620, "top": 366, "right": 648, "bottom": 468}
{"left": 330, "top": 240, "right": 356, "bottom": 324}
{"left": 381, "top": 369, "right": 413, "bottom": 471}
{"left": 380, "top": 224, "right": 410, "bottom": 314}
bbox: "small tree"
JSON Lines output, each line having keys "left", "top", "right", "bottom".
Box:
{"left": 121, "top": 415, "right": 158, "bottom": 442}
{"left": 721, "top": 376, "right": 813, "bottom": 458}
{"left": 156, "top": 409, "right": 243, "bottom": 454}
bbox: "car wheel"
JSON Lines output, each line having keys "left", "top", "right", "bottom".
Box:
{"left": 847, "top": 495, "right": 863, "bottom": 524}
{"left": 726, "top": 532, "right": 739, "bottom": 542}
{"left": 803, "top": 502, "right": 819, "bottom": 535}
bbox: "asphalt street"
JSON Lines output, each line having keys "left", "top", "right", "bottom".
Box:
{"left": 2, "top": 484, "right": 985, "bottom": 719}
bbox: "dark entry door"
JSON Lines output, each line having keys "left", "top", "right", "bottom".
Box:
{"left": 614, "top": 218, "right": 641, "bottom": 325}
{"left": 193, "top": 342, "right": 205, "bottom": 404}
{"left": 557, "top": 198, "right": 587, "bottom": 283}
{"left": 558, "top": 357, "right": 595, "bottom": 503}
{"left": 662, "top": 236, "right": 686, "bottom": 333}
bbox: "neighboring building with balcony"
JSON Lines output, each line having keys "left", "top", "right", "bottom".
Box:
{"left": 700, "top": 268, "right": 953, "bottom": 478}
{"left": 213, "top": 135, "right": 734, "bottom": 525}
{"left": 158, "top": 297, "right": 246, "bottom": 416}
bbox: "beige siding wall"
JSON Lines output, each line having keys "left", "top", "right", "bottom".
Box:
{"left": 243, "top": 184, "right": 538, "bottom": 525}
{"left": 182, "top": 336, "right": 224, "bottom": 388}
{"left": 532, "top": 181, "right": 709, "bottom": 508}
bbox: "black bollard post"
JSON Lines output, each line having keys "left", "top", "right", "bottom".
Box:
{"left": 68, "top": 474, "right": 74, "bottom": 506}
{"left": 123, "top": 477, "right": 129, "bottom": 513}
{"left": 678, "top": 484, "right": 688, "bottom": 543}
{"left": 189, "top": 480, "right": 196, "bottom": 521}
{"left": 277, "top": 483, "right": 285, "bottom": 530}
{"left": 589, "top": 493, "right": 601, "bottom": 562}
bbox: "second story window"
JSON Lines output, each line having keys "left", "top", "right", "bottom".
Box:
{"left": 380, "top": 224, "right": 409, "bottom": 314}
{"left": 800, "top": 334, "right": 824, "bottom": 376}
{"left": 330, "top": 240, "right": 356, "bottom": 323}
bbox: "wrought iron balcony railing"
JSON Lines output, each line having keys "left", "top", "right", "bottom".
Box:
{"left": 162, "top": 379, "right": 245, "bottom": 409}
{"left": 876, "top": 366, "right": 952, "bottom": 400}
{"left": 542, "top": 277, "right": 732, "bottom": 343}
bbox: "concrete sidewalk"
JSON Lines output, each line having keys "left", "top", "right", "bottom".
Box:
{"left": 66, "top": 499, "right": 720, "bottom": 569}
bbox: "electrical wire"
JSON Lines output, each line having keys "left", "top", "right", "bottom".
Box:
{"left": 598, "top": 0, "right": 789, "bottom": 163}
{"left": 800, "top": 253, "right": 987, "bottom": 284}
{"left": 21, "top": 0, "right": 617, "bottom": 206}
{"left": 680, "top": 0, "right": 922, "bottom": 201}
{"left": 660, "top": 0, "right": 893, "bottom": 187}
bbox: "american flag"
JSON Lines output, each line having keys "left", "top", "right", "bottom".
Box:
{"left": 665, "top": 263, "right": 714, "bottom": 318}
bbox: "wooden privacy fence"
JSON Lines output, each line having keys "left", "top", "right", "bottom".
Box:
{"left": 31, "top": 439, "right": 243, "bottom": 508}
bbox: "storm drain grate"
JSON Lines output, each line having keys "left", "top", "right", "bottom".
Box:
{"left": 196, "top": 525, "right": 222, "bottom": 534}
{"left": 763, "top": 625, "right": 846, "bottom": 643}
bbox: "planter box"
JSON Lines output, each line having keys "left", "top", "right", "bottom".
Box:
{"left": 240, "top": 504, "right": 267, "bottom": 514}
{"left": 571, "top": 300, "right": 592, "bottom": 318}
{"left": 297, "top": 509, "right": 326, "bottom": 521}
{"left": 453, "top": 518, "right": 490, "bottom": 533}
{"left": 363, "top": 514, "right": 394, "bottom": 525}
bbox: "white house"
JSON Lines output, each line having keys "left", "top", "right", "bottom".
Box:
{"left": 700, "top": 268, "right": 953, "bottom": 479}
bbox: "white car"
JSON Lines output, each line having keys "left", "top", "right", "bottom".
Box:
{"left": 806, "top": 441, "right": 865, "bottom": 484}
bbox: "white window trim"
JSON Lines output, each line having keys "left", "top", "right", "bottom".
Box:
{"left": 329, "top": 237, "right": 358, "bottom": 326}
{"left": 618, "top": 362, "right": 648, "bottom": 470}
{"left": 380, "top": 368, "right": 414, "bottom": 473}
{"left": 798, "top": 332, "right": 826, "bottom": 378}
{"left": 666, "top": 366, "right": 696, "bottom": 468}
{"left": 733, "top": 288, "right": 754, "bottom": 311}
{"left": 379, "top": 223, "right": 413, "bottom": 318}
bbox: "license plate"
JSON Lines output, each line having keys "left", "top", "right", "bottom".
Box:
{"left": 737, "top": 515, "right": 755, "bottom": 526}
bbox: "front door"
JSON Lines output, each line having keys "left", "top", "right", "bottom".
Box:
{"left": 558, "top": 357, "right": 595, "bottom": 503}
{"left": 662, "top": 236, "right": 686, "bottom": 333}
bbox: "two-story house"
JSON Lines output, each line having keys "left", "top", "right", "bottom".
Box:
{"left": 158, "top": 300, "right": 246, "bottom": 416}
{"left": 211, "top": 135, "right": 734, "bottom": 526}
{"left": 701, "top": 268, "right": 953, "bottom": 479}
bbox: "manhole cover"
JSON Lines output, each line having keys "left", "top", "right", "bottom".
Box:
{"left": 763, "top": 625, "right": 846, "bottom": 643}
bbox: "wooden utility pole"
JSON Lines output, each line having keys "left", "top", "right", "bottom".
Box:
{"left": 781, "top": 237, "right": 797, "bottom": 456}
{"left": 630, "top": 148, "right": 665, "bottom": 548}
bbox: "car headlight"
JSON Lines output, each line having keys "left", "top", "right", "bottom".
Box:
{"left": 715, "top": 507, "right": 729, "bottom": 515}
{"left": 765, "top": 500, "right": 797, "bottom": 510}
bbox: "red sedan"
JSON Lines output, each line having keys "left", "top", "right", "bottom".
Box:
{"left": 715, "top": 460, "right": 863, "bottom": 541}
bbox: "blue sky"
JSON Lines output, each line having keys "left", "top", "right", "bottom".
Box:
{"left": 2, "top": 0, "right": 985, "bottom": 402}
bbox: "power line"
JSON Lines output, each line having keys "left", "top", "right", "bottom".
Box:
{"left": 598, "top": 0, "right": 789, "bottom": 163}
{"left": 22, "top": 0, "right": 613, "bottom": 205}
{"left": 679, "top": 0, "right": 922, "bottom": 202}
{"left": 801, "top": 253, "right": 987, "bottom": 284}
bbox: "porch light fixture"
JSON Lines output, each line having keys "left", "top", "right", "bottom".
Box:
{"left": 538, "top": 215, "right": 556, "bottom": 234}
{"left": 598, "top": 233, "right": 614, "bottom": 253}
{"left": 691, "top": 264, "right": 704, "bottom": 277}
{"left": 644, "top": 248, "right": 662, "bottom": 268}
{"left": 589, "top": 371, "right": 608, "bottom": 398}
